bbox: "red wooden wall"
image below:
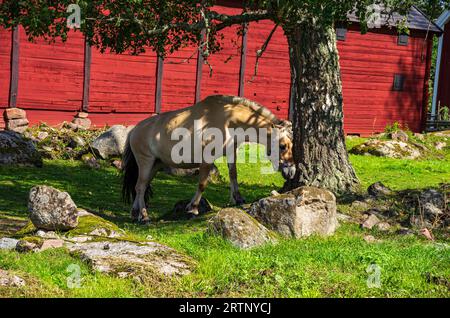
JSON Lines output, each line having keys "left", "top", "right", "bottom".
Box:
{"left": 339, "top": 26, "right": 430, "bottom": 134}
{"left": 0, "top": 5, "right": 433, "bottom": 136}
{"left": 437, "top": 23, "right": 450, "bottom": 109}
{"left": 0, "top": 29, "right": 11, "bottom": 128}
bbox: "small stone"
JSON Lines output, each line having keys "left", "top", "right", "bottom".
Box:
{"left": 64, "top": 122, "right": 79, "bottom": 131}
{"left": 4, "top": 108, "right": 26, "bottom": 120}
{"left": 390, "top": 130, "right": 409, "bottom": 142}
{"left": 361, "top": 214, "right": 381, "bottom": 230}
{"left": 36, "top": 131, "right": 49, "bottom": 140}
{"left": 375, "top": 222, "right": 391, "bottom": 231}
{"left": 72, "top": 117, "right": 91, "bottom": 130}
{"left": 41, "top": 146, "right": 53, "bottom": 152}
{"left": 367, "top": 182, "right": 392, "bottom": 197}
{"left": 0, "top": 237, "right": 19, "bottom": 250}
{"left": 0, "top": 269, "right": 26, "bottom": 287}
{"left": 39, "top": 239, "right": 65, "bottom": 251}
{"left": 82, "top": 154, "right": 100, "bottom": 169}
{"left": 351, "top": 200, "right": 370, "bottom": 210}
{"left": 35, "top": 230, "right": 59, "bottom": 239}
{"left": 208, "top": 208, "right": 276, "bottom": 249}
{"left": 420, "top": 228, "right": 435, "bottom": 241}
{"left": 413, "top": 133, "right": 425, "bottom": 141}
{"left": 270, "top": 190, "right": 280, "bottom": 196}
{"left": 76, "top": 112, "right": 89, "bottom": 119}
{"left": 336, "top": 213, "right": 355, "bottom": 223}
{"left": 397, "top": 227, "right": 414, "bottom": 236}
{"left": 15, "top": 239, "right": 39, "bottom": 253}
{"left": 112, "top": 160, "right": 122, "bottom": 170}
{"left": 364, "top": 235, "right": 378, "bottom": 243}
{"left": 69, "top": 135, "right": 86, "bottom": 148}
{"left": 435, "top": 142, "right": 446, "bottom": 151}
{"left": 6, "top": 118, "right": 29, "bottom": 130}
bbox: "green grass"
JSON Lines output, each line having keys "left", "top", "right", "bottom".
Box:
{"left": 0, "top": 142, "right": 449, "bottom": 298}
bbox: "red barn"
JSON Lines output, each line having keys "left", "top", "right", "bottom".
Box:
{"left": 432, "top": 10, "right": 450, "bottom": 117}
{"left": 0, "top": 3, "right": 441, "bottom": 136}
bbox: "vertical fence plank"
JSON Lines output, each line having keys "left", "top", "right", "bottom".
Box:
{"left": 82, "top": 37, "right": 92, "bottom": 112}
{"left": 155, "top": 55, "right": 164, "bottom": 113}
{"left": 8, "top": 27, "right": 20, "bottom": 108}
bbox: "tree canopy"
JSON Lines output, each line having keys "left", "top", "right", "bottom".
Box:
{"left": 1, "top": 0, "right": 448, "bottom": 58}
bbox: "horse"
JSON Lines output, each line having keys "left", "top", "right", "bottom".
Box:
{"left": 122, "top": 95, "right": 295, "bottom": 223}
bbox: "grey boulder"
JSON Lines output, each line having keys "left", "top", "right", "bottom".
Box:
{"left": 28, "top": 185, "right": 79, "bottom": 231}
{"left": 0, "top": 130, "right": 42, "bottom": 167}
{"left": 208, "top": 208, "right": 276, "bottom": 249}
{"left": 91, "top": 125, "right": 134, "bottom": 159}
{"left": 249, "top": 186, "right": 337, "bottom": 238}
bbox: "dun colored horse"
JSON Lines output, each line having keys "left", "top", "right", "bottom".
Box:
{"left": 122, "top": 95, "right": 295, "bottom": 223}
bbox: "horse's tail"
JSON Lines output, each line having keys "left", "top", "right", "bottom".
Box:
{"left": 121, "top": 135, "right": 153, "bottom": 204}
{"left": 122, "top": 137, "right": 138, "bottom": 204}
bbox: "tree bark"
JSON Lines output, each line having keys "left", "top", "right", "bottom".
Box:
{"left": 282, "top": 20, "right": 359, "bottom": 194}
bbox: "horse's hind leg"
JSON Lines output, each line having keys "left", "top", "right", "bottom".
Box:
{"left": 132, "top": 153, "right": 156, "bottom": 224}
{"left": 228, "top": 146, "right": 245, "bottom": 205}
{"left": 186, "top": 163, "right": 212, "bottom": 216}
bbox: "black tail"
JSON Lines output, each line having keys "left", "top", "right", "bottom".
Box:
{"left": 121, "top": 137, "right": 152, "bottom": 204}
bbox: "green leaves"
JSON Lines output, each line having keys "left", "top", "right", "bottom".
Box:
{"left": 0, "top": 0, "right": 448, "bottom": 57}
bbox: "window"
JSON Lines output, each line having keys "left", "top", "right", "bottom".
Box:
{"left": 336, "top": 28, "right": 347, "bottom": 41}
{"left": 393, "top": 74, "right": 405, "bottom": 91}
{"left": 398, "top": 34, "right": 409, "bottom": 46}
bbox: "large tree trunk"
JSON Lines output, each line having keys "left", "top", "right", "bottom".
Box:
{"left": 282, "top": 21, "right": 359, "bottom": 194}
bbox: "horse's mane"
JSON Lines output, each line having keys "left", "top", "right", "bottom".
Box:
{"left": 205, "top": 95, "right": 282, "bottom": 125}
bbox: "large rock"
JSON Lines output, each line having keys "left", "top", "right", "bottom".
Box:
{"left": 208, "top": 208, "right": 276, "bottom": 249}
{"left": 67, "top": 241, "right": 192, "bottom": 277}
{"left": 248, "top": 186, "right": 337, "bottom": 238}
{"left": 28, "top": 185, "right": 79, "bottom": 231}
{"left": 91, "top": 125, "right": 134, "bottom": 159}
{"left": 0, "top": 131, "right": 42, "bottom": 167}
{"left": 350, "top": 139, "right": 421, "bottom": 159}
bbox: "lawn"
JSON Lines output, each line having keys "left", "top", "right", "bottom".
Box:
{"left": 0, "top": 142, "right": 449, "bottom": 298}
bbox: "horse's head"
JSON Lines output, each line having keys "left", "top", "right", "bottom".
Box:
{"left": 272, "top": 120, "right": 296, "bottom": 180}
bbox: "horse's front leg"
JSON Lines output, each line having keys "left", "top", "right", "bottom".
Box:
{"left": 186, "top": 163, "right": 212, "bottom": 216}
{"left": 228, "top": 146, "right": 245, "bottom": 205}
{"left": 132, "top": 155, "right": 156, "bottom": 224}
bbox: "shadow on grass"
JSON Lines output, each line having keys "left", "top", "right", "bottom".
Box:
{"left": 0, "top": 160, "right": 276, "bottom": 230}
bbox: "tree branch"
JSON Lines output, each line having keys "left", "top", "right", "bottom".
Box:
{"left": 249, "top": 23, "right": 278, "bottom": 82}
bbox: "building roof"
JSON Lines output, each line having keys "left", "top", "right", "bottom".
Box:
{"left": 436, "top": 10, "right": 450, "bottom": 28}
{"left": 347, "top": 5, "right": 442, "bottom": 33}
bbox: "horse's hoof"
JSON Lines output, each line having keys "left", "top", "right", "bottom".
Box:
{"left": 138, "top": 218, "right": 150, "bottom": 225}
{"left": 232, "top": 195, "right": 246, "bottom": 206}
{"left": 186, "top": 211, "right": 199, "bottom": 219}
